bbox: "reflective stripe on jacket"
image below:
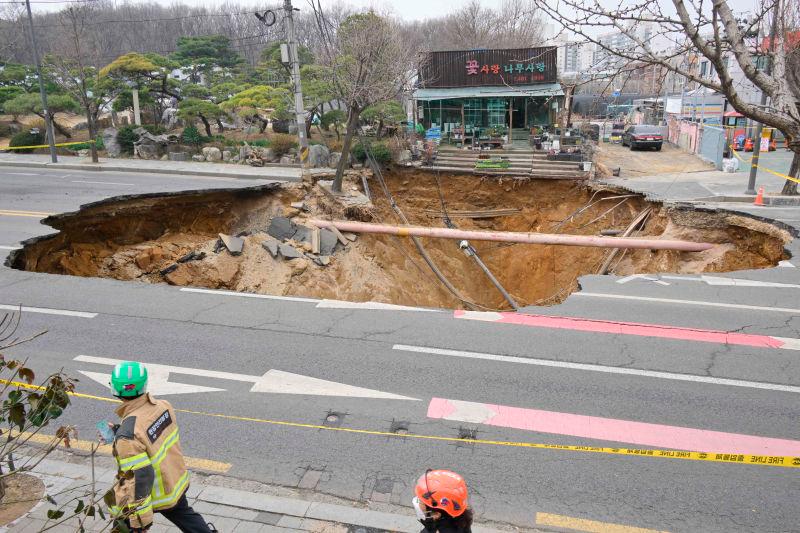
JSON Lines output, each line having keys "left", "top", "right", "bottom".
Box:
{"left": 111, "top": 393, "right": 189, "bottom": 528}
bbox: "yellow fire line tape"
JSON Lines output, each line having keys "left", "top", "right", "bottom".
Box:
{"left": 13, "top": 430, "right": 231, "bottom": 473}
{"left": 1, "top": 141, "right": 91, "bottom": 150}
{"left": 4, "top": 379, "right": 798, "bottom": 470}
{"left": 725, "top": 141, "right": 800, "bottom": 184}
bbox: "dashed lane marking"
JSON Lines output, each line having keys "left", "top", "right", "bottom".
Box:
{"left": 536, "top": 513, "right": 670, "bottom": 533}
{"left": 315, "top": 299, "right": 442, "bottom": 312}
{"left": 4, "top": 379, "right": 799, "bottom": 470}
{"left": 574, "top": 291, "right": 800, "bottom": 314}
{"left": 71, "top": 180, "right": 134, "bottom": 186}
{"left": 392, "top": 344, "right": 800, "bottom": 394}
{"left": 0, "top": 303, "right": 96, "bottom": 318}
{"left": 17, "top": 431, "right": 231, "bottom": 473}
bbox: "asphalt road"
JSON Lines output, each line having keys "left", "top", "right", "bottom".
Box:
{"left": 1, "top": 167, "right": 799, "bottom": 532}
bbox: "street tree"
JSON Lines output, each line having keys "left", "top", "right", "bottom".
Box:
{"left": 300, "top": 64, "right": 335, "bottom": 136}
{"left": 44, "top": 5, "right": 117, "bottom": 162}
{"left": 533, "top": 0, "right": 800, "bottom": 194}
{"left": 178, "top": 97, "right": 228, "bottom": 137}
{"left": 256, "top": 41, "right": 314, "bottom": 86}
{"left": 220, "top": 85, "right": 291, "bottom": 133}
{"left": 100, "top": 52, "right": 181, "bottom": 101}
{"left": 3, "top": 92, "right": 79, "bottom": 138}
{"left": 309, "top": 7, "right": 419, "bottom": 192}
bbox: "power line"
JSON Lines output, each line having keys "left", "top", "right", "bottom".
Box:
{"left": 32, "top": 10, "right": 264, "bottom": 29}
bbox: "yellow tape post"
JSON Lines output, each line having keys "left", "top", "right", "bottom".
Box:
{"left": 1, "top": 141, "right": 92, "bottom": 151}
{"left": 3, "top": 379, "right": 798, "bottom": 470}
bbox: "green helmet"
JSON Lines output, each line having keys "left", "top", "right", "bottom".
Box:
{"left": 110, "top": 361, "right": 148, "bottom": 398}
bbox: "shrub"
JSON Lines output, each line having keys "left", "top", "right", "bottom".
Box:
{"left": 117, "top": 125, "right": 140, "bottom": 154}
{"left": 351, "top": 141, "right": 391, "bottom": 165}
{"left": 181, "top": 125, "right": 204, "bottom": 146}
{"left": 0, "top": 123, "right": 12, "bottom": 138}
{"left": 142, "top": 124, "right": 165, "bottom": 135}
{"left": 67, "top": 137, "right": 104, "bottom": 152}
{"left": 269, "top": 133, "right": 296, "bottom": 156}
{"left": 9, "top": 129, "right": 45, "bottom": 154}
{"left": 249, "top": 139, "right": 269, "bottom": 148}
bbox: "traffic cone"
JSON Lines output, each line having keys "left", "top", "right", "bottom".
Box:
{"left": 754, "top": 187, "right": 765, "bottom": 206}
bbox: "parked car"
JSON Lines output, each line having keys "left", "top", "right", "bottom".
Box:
{"left": 622, "top": 125, "right": 663, "bottom": 150}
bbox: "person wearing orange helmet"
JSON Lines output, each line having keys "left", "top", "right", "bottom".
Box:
{"left": 413, "top": 469, "right": 474, "bottom": 532}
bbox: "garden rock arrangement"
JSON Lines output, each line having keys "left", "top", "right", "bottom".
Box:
{"left": 132, "top": 127, "right": 179, "bottom": 159}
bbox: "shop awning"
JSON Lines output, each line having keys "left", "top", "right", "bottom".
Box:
{"left": 413, "top": 83, "right": 564, "bottom": 101}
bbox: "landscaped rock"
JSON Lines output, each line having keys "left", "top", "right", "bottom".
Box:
{"left": 102, "top": 127, "right": 121, "bottom": 157}
{"left": 328, "top": 152, "right": 342, "bottom": 169}
{"left": 202, "top": 146, "right": 222, "bottom": 162}
{"left": 169, "top": 152, "right": 187, "bottom": 162}
{"left": 133, "top": 128, "right": 177, "bottom": 160}
{"left": 239, "top": 146, "right": 252, "bottom": 159}
{"left": 192, "top": 154, "right": 205, "bottom": 162}
{"left": 308, "top": 144, "right": 330, "bottom": 168}
{"left": 279, "top": 155, "right": 295, "bottom": 165}
{"left": 222, "top": 150, "right": 232, "bottom": 162}
{"left": 77, "top": 149, "right": 89, "bottom": 157}
{"left": 397, "top": 149, "right": 412, "bottom": 164}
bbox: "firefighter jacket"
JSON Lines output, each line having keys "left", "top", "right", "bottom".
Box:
{"left": 111, "top": 393, "right": 190, "bottom": 528}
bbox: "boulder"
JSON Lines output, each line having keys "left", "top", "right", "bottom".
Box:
{"left": 239, "top": 146, "right": 252, "bottom": 159}
{"left": 169, "top": 152, "right": 187, "bottom": 162}
{"left": 192, "top": 154, "right": 206, "bottom": 162}
{"left": 133, "top": 128, "right": 177, "bottom": 160}
{"left": 102, "top": 127, "right": 121, "bottom": 157}
{"left": 279, "top": 155, "right": 295, "bottom": 165}
{"left": 308, "top": 144, "right": 330, "bottom": 168}
{"left": 328, "top": 152, "right": 342, "bottom": 169}
{"left": 397, "top": 149, "right": 412, "bottom": 164}
{"left": 202, "top": 146, "right": 222, "bottom": 162}
{"left": 77, "top": 149, "right": 89, "bottom": 158}
{"left": 222, "top": 150, "right": 232, "bottom": 162}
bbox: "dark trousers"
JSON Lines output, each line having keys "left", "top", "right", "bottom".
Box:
{"left": 159, "top": 494, "right": 214, "bottom": 533}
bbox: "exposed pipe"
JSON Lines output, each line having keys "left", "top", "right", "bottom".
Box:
{"left": 461, "top": 240, "right": 521, "bottom": 311}
{"left": 309, "top": 219, "right": 714, "bottom": 252}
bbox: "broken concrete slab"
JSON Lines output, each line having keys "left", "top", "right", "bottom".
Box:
{"left": 267, "top": 217, "right": 297, "bottom": 241}
{"left": 177, "top": 250, "right": 206, "bottom": 263}
{"left": 311, "top": 255, "right": 331, "bottom": 267}
{"left": 343, "top": 232, "right": 358, "bottom": 242}
{"left": 329, "top": 226, "right": 349, "bottom": 246}
{"left": 290, "top": 201, "right": 306, "bottom": 210}
{"left": 261, "top": 238, "right": 279, "bottom": 258}
{"left": 219, "top": 233, "right": 244, "bottom": 256}
{"left": 293, "top": 225, "right": 312, "bottom": 244}
{"left": 319, "top": 229, "right": 338, "bottom": 256}
{"left": 278, "top": 243, "right": 303, "bottom": 259}
{"left": 311, "top": 228, "right": 321, "bottom": 254}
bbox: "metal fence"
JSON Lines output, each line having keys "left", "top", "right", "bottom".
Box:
{"left": 665, "top": 117, "right": 725, "bottom": 169}
{"left": 698, "top": 125, "right": 726, "bottom": 169}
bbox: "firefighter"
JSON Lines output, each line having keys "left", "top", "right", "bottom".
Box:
{"left": 102, "top": 361, "right": 216, "bottom": 532}
{"left": 412, "top": 469, "right": 474, "bottom": 533}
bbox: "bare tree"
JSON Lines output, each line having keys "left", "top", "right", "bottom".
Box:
{"left": 309, "top": 5, "right": 419, "bottom": 192}
{"left": 534, "top": 0, "right": 800, "bottom": 194}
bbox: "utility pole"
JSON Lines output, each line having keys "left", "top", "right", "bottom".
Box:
{"left": 283, "top": 0, "right": 309, "bottom": 167}
{"left": 24, "top": 0, "right": 57, "bottom": 163}
{"left": 745, "top": 0, "right": 780, "bottom": 195}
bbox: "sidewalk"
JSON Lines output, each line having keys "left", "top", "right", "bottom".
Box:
{"left": 0, "top": 153, "right": 302, "bottom": 182}
{"left": 2, "top": 447, "right": 518, "bottom": 533}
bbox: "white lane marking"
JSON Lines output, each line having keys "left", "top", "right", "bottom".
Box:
{"left": 0, "top": 245, "right": 19, "bottom": 250}
{"left": 315, "top": 299, "right": 441, "bottom": 312}
{"left": 0, "top": 304, "right": 96, "bottom": 318}
{"left": 392, "top": 344, "right": 800, "bottom": 394}
{"left": 661, "top": 275, "right": 800, "bottom": 288}
{"left": 71, "top": 180, "right": 134, "bottom": 186}
{"left": 80, "top": 370, "right": 225, "bottom": 396}
{"left": 573, "top": 292, "right": 800, "bottom": 314}
{"left": 75, "top": 355, "right": 418, "bottom": 400}
{"left": 616, "top": 274, "right": 670, "bottom": 285}
{"left": 6, "top": 172, "right": 38, "bottom": 176}
{"left": 778, "top": 260, "right": 796, "bottom": 268}
{"left": 179, "top": 287, "right": 320, "bottom": 303}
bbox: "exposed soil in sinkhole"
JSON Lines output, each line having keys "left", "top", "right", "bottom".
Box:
{"left": 7, "top": 170, "right": 792, "bottom": 310}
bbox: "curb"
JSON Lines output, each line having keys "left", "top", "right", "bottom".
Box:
{"left": 0, "top": 160, "right": 301, "bottom": 182}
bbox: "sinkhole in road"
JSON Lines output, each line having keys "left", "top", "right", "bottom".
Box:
{"left": 7, "top": 170, "right": 791, "bottom": 310}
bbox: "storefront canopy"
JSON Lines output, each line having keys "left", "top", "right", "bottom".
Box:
{"left": 413, "top": 83, "right": 564, "bottom": 101}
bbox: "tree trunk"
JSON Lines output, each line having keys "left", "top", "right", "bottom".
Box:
{"left": 333, "top": 106, "right": 360, "bottom": 193}
{"left": 37, "top": 112, "right": 72, "bottom": 138}
{"left": 216, "top": 118, "right": 225, "bottom": 133}
{"left": 86, "top": 106, "right": 98, "bottom": 163}
{"left": 198, "top": 114, "right": 212, "bottom": 137}
{"left": 780, "top": 145, "right": 800, "bottom": 195}
{"left": 377, "top": 119, "right": 384, "bottom": 139}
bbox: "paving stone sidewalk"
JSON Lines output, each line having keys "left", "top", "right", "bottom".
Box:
{"left": 2, "top": 448, "right": 514, "bottom": 533}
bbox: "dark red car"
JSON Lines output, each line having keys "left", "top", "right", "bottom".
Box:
{"left": 622, "top": 125, "right": 664, "bottom": 151}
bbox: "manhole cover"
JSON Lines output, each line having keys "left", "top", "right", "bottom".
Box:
{"left": 323, "top": 411, "right": 346, "bottom": 427}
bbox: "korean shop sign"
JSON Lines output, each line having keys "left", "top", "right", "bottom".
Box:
{"left": 419, "top": 47, "right": 557, "bottom": 88}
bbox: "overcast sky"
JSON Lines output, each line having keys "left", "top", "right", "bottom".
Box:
{"left": 30, "top": 0, "right": 762, "bottom": 22}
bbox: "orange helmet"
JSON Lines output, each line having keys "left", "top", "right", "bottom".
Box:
{"left": 414, "top": 469, "right": 468, "bottom": 518}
